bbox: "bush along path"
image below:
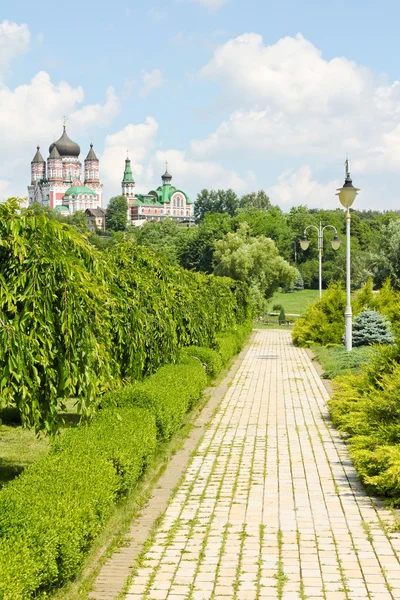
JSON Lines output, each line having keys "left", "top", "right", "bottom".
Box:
{"left": 118, "top": 330, "right": 400, "bottom": 600}
{"left": 0, "top": 324, "right": 251, "bottom": 600}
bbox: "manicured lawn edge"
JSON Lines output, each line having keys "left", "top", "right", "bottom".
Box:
{"left": 0, "top": 321, "right": 252, "bottom": 600}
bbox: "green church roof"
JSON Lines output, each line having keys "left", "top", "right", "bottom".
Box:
{"left": 122, "top": 157, "right": 134, "bottom": 183}
{"left": 64, "top": 185, "right": 97, "bottom": 197}
{"left": 54, "top": 205, "right": 69, "bottom": 212}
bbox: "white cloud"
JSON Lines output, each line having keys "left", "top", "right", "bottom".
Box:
{"left": 268, "top": 166, "right": 340, "bottom": 209}
{"left": 99, "top": 120, "right": 256, "bottom": 202}
{"left": 152, "top": 149, "right": 256, "bottom": 196}
{"left": 139, "top": 69, "right": 166, "bottom": 97}
{"left": 193, "top": 32, "right": 400, "bottom": 195}
{"left": 0, "top": 22, "right": 121, "bottom": 200}
{"left": 100, "top": 118, "right": 160, "bottom": 193}
{"left": 70, "top": 86, "right": 120, "bottom": 130}
{"left": 0, "top": 20, "right": 30, "bottom": 73}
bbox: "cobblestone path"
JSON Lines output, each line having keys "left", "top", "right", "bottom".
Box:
{"left": 125, "top": 330, "right": 400, "bottom": 600}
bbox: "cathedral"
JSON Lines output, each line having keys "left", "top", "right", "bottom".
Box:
{"left": 121, "top": 156, "right": 194, "bottom": 224}
{"left": 28, "top": 124, "right": 102, "bottom": 214}
{"left": 27, "top": 122, "right": 194, "bottom": 224}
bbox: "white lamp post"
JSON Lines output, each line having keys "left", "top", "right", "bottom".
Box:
{"left": 300, "top": 222, "right": 341, "bottom": 298}
{"left": 336, "top": 159, "right": 360, "bottom": 351}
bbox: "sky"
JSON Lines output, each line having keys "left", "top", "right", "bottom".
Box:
{"left": 2, "top": 0, "right": 400, "bottom": 211}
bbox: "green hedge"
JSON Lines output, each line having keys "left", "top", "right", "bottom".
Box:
{"left": 181, "top": 346, "right": 223, "bottom": 377}
{"left": 0, "top": 323, "right": 252, "bottom": 599}
{"left": 214, "top": 321, "right": 253, "bottom": 364}
{"left": 102, "top": 358, "right": 207, "bottom": 441}
{"left": 0, "top": 201, "right": 251, "bottom": 434}
{"left": 0, "top": 407, "right": 156, "bottom": 598}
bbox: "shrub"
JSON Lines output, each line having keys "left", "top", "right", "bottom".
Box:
{"left": 272, "top": 303, "right": 282, "bottom": 311}
{"left": 101, "top": 358, "right": 207, "bottom": 441}
{"left": 278, "top": 307, "right": 286, "bottom": 324}
{"left": 0, "top": 201, "right": 251, "bottom": 434}
{"left": 214, "top": 321, "right": 252, "bottom": 364}
{"left": 181, "top": 346, "right": 223, "bottom": 377}
{"left": 312, "top": 345, "right": 376, "bottom": 379}
{"left": 328, "top": 345, "right": 400, "bottom": 504}
{"left": 352, "top": 309, "right": 395, "bottom": 347}
{"left": 292, "top": 282, "right": 346, "bottom": 347}
{"left": 0, "top": 406, "right": 157, "bottom": 596}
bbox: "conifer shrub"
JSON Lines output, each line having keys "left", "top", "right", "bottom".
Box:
{"left": 328, "top": 346, "right": 400, "bottom": 504}
{"left": 278, "top": 307, "right": 286, "bottom": 324}
{"left": 292, "top": 283, "right": 346, "bottom": 347}
{"left": 352, "top": 309, "right": 395, "bottom": 347}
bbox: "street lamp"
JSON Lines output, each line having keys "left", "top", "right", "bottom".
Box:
{"left": 336, "top": 158, "right": 360, "bottom": 352}
{"left": 300, "top": 222, "right": 341, "bottom": 298}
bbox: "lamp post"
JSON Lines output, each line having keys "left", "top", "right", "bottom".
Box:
{"left": 300, "top": 222, "right": 341, "bottom": 298}
{"left": 336, "top": 159, "right": 360, "bottom": 352}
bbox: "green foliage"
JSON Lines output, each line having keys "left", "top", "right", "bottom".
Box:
{"left": 0, "top": 406, "right": 156, "bottom": 597}
{"left": 352, "top": 309, "right": 395, "bottom": 347}
{"left": 105, "top": 195, "right": 128, "bottom": 231}
{"left": 292, "top": 283, "right": 346, "bottom": 347}
{"left": 278, "top": 307, "right": 286, "bottom": 324}
{"left": 0, "top": 319, "right": 253, "bottom": 598}
{"left": 214, "top": 321, "right": 252, "bottom": 364}
{"left": 181, "top": 346, "right": 223, "bottom": 377}
{"left": 101, "top": 359, "right": 207, "bottom": 441}
{"left": 312, "top": 345, "right": 375, "bottom": 379}
{"left": 194, "top": 189, "right": 240, "bottom": 222}
{"left": 239, "top": 190, "right": 271, "bottom": 211}
{"left": 213, "top": 223, "right": 297, "bottom": 311}
{"left": 328, "top": 342, "right": 400, "bottom": 504}
{"left": 272, "top": 304, "right": 282, "bottom": 311}
{"left": 180, "top": 213, "right": 233, "bottom": 273}
{"left": 0, "top": 201, "right": 250, "bottom": 433}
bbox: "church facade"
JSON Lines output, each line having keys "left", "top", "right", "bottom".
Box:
{"left": 27, "top": 125, "right": 102, "bottom": 214}
{"left": 121, "top": 157, "right": 194, "bottom": 224}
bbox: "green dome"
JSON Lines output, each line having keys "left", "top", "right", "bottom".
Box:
{"left": 64, "top": 185, "right": 97, "bottom": 198}
{"left": 54, "top": 205, "right": 69, "bottom": 213}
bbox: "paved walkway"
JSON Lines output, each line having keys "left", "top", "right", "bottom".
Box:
{"left": 125, "top": 330, "right": 400, "bottom": 600}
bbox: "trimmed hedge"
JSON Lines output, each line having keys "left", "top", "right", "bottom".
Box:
{"left": 0, "top": 322, "right": 252, "bottom": 599}
{"left": 102, "top": 358, "right": 208, "bottom": 441}
{"left": 181, "top": 346, "right": 223, "bottom": 377}
{"left": 0, "top": 407, "right": 156, "bottom": 598}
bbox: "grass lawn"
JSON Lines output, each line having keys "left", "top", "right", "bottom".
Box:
{"left": 270, "top": 289, "right": 320, "bottom": 315}
{"left": 0, "top": 423, "right": 49, "bottom": 488}
{"left": 0, "top": 400, "right": 81, "bottom": 489}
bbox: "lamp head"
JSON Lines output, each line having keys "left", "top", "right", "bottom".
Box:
{"left": 300, "top": 236, "right": 310, "bottom": 251}
{"left": 331, "top": 234, "right": 341, "bottom": 250}
{"left": 336, "top": 160, "right": 359, "bottom": 208}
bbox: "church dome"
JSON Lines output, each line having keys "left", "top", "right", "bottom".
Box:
{"left": 49, "top": 126, "right": 80, "bottom": 157}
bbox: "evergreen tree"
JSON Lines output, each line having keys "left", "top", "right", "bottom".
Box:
{"left": 278, "top": 307, "right": 286, "bottom": 324}
{"left": 352, "top": 309, "right": 395, "bottom": 347}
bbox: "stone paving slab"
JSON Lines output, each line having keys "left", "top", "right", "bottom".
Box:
{"left": 123, "top": 330, "right": 400, "bottom": 600}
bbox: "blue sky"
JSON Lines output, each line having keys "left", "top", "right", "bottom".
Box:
{"left": 2, "top": 0, "right": 400, "bottom": 209}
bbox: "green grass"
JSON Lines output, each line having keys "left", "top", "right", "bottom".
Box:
{"left": 0, "top": 400, "right": 80, "bottom": 489}
{"left": 311, "top": 344, "right": 376, "bottom": 379}
{"left": 270, "top": 289, "right": 320, "bottom": 315}
{"left": 0, "top": 424, "right": 50, "bottom": 488}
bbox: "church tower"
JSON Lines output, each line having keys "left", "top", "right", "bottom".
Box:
{"left": 47, "top": 144, "right": 63, "bottom": 182}
{"left": 31, "top": 146, "right": 46, "bottom": 184}
{"left": 121, "top": 156, "right": 136, "bottom": 200}
{"left": 84, "top": 144, "right": 102, "bottom": 206}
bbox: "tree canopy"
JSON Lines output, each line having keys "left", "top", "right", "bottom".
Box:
{"left": 106, "top": 195, "right": 128, "bottom": 231}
